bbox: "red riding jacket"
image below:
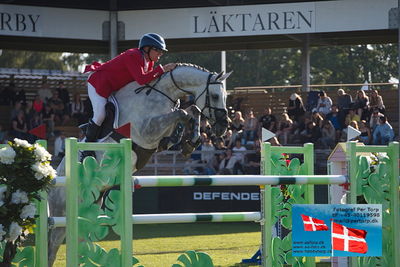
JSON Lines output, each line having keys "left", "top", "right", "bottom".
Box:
{"left": 84, "top": 48, "right": 164, "bottom": 98}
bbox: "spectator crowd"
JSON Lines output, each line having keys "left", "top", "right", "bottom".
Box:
{"left": 181, "top": 88, "right": 395, "bottom": 176}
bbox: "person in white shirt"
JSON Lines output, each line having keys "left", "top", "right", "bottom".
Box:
{"left": 232, "top": 139, "right": 247, "bottom": 164}
{"left": 316, "top": 90, "right": 332, "bottom": 116}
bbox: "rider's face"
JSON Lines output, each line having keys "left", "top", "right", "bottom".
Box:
{"left": 149, "top": 47, "right": 163, "bottom": 62}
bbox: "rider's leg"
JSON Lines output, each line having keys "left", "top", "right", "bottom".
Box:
{"left": 87, "top": 83, "right": 107, "bottom": 142}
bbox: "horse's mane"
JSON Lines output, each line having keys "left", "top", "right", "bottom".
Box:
{"left": 175, "top": 63, "right": 212, "bottom": 73}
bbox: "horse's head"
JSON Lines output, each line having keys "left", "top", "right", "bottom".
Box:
{"left": 195, "top": 71, "right": 232, "bottom": 137}
{"left": 168, "top": 64, "right": 231, "bottom": 137}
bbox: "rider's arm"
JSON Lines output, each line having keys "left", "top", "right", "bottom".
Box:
{"left": 125, "top": 51, "right": 164, "bottom": 85}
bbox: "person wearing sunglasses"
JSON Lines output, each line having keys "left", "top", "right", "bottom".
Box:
{"left": 83, "top": 33, "right": 176, "bottom": 144}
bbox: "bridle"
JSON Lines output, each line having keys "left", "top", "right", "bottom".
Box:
{"left": 169, "top": 70, "right": 226, "bottom": 124}
{"left": 135, "top": 69, "right": 226, "bottom": 124}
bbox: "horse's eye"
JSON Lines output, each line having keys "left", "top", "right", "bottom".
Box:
{"left": 211, "top": 94, "right": 219, "bottom": 100}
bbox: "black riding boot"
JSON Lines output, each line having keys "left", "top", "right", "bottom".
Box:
{"left": 81, "top": 120, "right": 100, "bottom": 160}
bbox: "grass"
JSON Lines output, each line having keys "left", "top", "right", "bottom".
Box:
{"left": 53, "top": 222, "right": 261, "bottom": 267}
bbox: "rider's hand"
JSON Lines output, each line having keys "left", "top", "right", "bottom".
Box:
{"left": 163, "top": 63, "right": 177, "bottom": 72}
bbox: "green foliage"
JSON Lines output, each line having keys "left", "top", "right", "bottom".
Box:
{"left": 172, "top": 250, "right": 214, "bottom": 267}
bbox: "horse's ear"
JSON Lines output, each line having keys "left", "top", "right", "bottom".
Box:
{"left": 215, "top": 71, "right": 224, "bottom": 81}
{"left": 217, "top": 71, "right": 233, "bottom": 82}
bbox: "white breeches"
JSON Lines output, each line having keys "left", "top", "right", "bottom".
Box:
{"left": 88, "top": 83, "right": 107, "bottom": 126}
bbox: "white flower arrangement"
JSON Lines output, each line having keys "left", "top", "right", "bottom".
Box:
{"left": 0, "top": 138, "right": 55, "bottom": 262}
{"left": 0, "top": 145, "right": 16, "bottom": 164}
{"left": 20, "top": 203, "right": 36, "bottom": 220}
{"left": 11, "top": 190, "right": 29, "bottom": 204}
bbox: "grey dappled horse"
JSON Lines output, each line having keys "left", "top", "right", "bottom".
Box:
{"left": 47, "top": 63, "right": 231, "bottom": 266}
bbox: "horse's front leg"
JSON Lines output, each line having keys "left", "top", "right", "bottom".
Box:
{"left": 180, "top": 105, "right": 202, "bottom": 157}
{"left": 141, "top": 109, "right": 190, "bottom": 146}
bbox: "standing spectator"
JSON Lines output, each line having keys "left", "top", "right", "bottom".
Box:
{"left": 315, "top": 90, "right": 332, "bottom": 116}
{"left": 369, "top": 108, "right": 384, "bottom": 131}
{"left": 242, "top": 110, "right": 258, "bottom": 145}
{"left": 37, "top": 81, "right": 52, "bottom": 103}
{"left": 276, "top": 112, "right": 293, "bottom": 145}
{"left": 57, "top": 81, "right": 71, "bottom": 115}
{"left": 230, "top": 111, "right": 245, "bottom": 143}
{"left": 42, "top": 104, "right": 55, "bottom": 137}
{"left": 319, "top": 120, "right": 336, "bottom": 149}
{"left": 358, "top": 120, "right": 372, "bottom": 145}
{"left": 54, "top": 130, "right": 66, "bottom": 159}
{"left": 353, "top": 90, "right": 369, "bottom": 120}
{"left": 70, "top": 92, "right": 86, "bottom": 125}
{"left": 82, "top": 97, "right": 93, "bottom": 124}
{"left": 24, "top": 101, "right": 35, "bottom": 129}
{"left": 287, "top": 93, "right": 305, "bottom": 122}
{"left": 345, "top": 108, "right": 360, "bottom": 126}
{"left": 258, "top": 107, "right": 277, "bottom": 133}
{"left": 372, "top": 116, "right": 394, "bottom": 145}
{"left": 369, "top": 90, "right": 385, "bottom": 114}
{"left": 337, "top": 88, "right": 353, "bottom": 127}
{"left": 0, "top": 83, "right": 14, "bottom": 106}
{"left": 14, "top": 86, "right": 26, "bottom": 105}
{"left": 33, "top": 94, "right": 44, "bottom": 114}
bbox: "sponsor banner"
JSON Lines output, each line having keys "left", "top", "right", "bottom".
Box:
{"left": 133, "top": 186, "right": 260, "bottom": 214}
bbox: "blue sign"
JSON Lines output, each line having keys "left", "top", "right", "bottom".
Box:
{"left": 292, "top": 204, "right": 382, "bottom": 257}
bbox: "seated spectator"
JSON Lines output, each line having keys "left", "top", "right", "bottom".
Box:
{"left": 242, "top": 109, "right": 258, "bottom": 145}
{"left": 318, "top": 120, "right": 336, "bottom": 149}
{"left": 276, "top": 112, "right": 293, "bottom": 145}
{"left": 38, "top": 81, "right": 52, "bottom": 103}
{"left": 30, "top": 112, "right": 43, "bottom": 130}
{"left": 340, "top": 121, "right": 360, "bottom": 142}
{"left": 258, "top": 107, "right": 277, "bottom": 133}
{"left": 369, "top": 89, "right": 385, "bottom": 114}
{"left": 353, "top": 90, "right": 369, "bottom": 121}
{"left": 230, "top": 111, "right": 245, "bottom": 144}
{"left": 287, "top": 93, "right": 305, "bottom": 122}
{"left": 369, "top": 109, "right": 384, "bottom": 131}
{"left": 199, "top": 119, "right": 213, "bottom": 140}
{"left": 372, "top": 116, "right": 394, "bottom": 145}
{"left": 311, "top": 111, "right": 324, "bottom": 128}
{"left": 326, "top": 105, "right": 342, "bottom": 140}
{"left": 218, "top": 149, "right": 243, "bottom": 175}
{"left": 9, "top": 101, "right": 23, "bottom": 121}
{"left": 10, "top": 110, "right": 31, "bottom": 142}
{"left": 0, "top": 124, "right": 7, "bottom": 143}
{"left": 41, "top": 104, "right": 55, "bottom": 137}
{"left": 358, "top": 120, "right": 372, "bottom": 145}
{"left": 244, "top": 139, "right": 261, "bottom": 175}
{"left": 232, "top": 139, "right": 247, "bottom": 163}
{"left": 71, "top": 92, "right": 86, "bottom": 125}
{"left": 345, "top": 108, "right": 360, "bottom": 126}
{"left": 33, "top": 94, "right": 44, "bottom": 114}
{"left": 201, "top": 136, "right": 215, "bottom": 164}
{"left": 48, "top": 90, "right": 67, "bottom": 125}
{"left": 301, "top": 121, "right": 321, "bottom": 143}
{"left": 315, "top": 90, "right": 332, "bottom": 116}
{"left": 222, "top": 129, "right": 234, "bottom": 149}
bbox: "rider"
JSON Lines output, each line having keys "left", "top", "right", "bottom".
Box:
{"left": 83, "top": 33, "right": 177, "bottom": 143}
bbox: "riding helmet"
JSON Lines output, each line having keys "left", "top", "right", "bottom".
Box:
{"left": 139, "top": 33, "right": 168, "bottom": 51}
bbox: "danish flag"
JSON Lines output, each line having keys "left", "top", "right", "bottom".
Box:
{"left": 301, "top": 214, "right": 329, "bottom": 231}
{"left": 331, "top": 222, "right": 368, "bottom": 254}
